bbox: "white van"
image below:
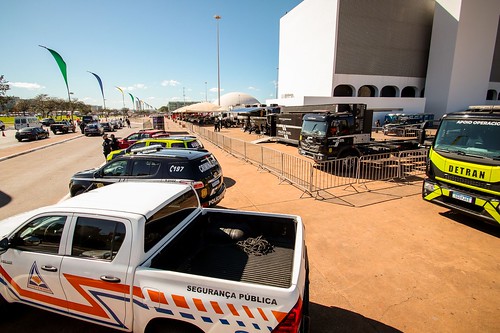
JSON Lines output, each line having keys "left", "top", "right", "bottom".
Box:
{"left": 14, "top": 116, "right": 41, "bottom": 130}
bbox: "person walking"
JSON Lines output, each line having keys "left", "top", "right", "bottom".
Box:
{"left": 102, "top": 134, "right": 112, "bottom": 160}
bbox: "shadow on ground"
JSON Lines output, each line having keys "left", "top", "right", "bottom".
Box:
{"left": 223, "top": 177, "right": 236, "bottom": 189}
{"left": 439, "top": 211, "right": 500, "bottom": 237}
{"left": 310, "top": 303, "right": 402, "bottom": 333}
{"left": 0, "top": 191, "right": 12, "bottom": 209}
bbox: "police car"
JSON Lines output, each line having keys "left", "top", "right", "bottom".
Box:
{"left": 69, "top": 147, "right": 225, "bottom": 207}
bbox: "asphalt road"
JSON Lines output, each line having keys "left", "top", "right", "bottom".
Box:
{"left": 0, "top": 119, "right": 499, "bottom": 333}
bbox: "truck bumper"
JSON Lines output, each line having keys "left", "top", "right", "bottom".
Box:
{"left": 422, "top": 178, "right": 500, "bottom": 225}
{"left": 298, "top": 148, "right": 327, "bottom": 162}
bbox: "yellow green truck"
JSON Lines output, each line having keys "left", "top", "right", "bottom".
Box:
{"left": 422, "top": 106, "right": 500, "bottom": 225}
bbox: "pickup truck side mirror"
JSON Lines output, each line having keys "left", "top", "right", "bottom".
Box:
{"left": 0, "top": 237, "right": 9, "bottom": 252}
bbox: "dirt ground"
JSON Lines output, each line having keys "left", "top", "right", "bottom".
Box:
{"left": 172, "top": 120, "right": 499, "bottom": 333}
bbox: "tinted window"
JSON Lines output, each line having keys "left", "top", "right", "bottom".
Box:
{"left": 127, "top": 134, "right": 140, "bottom": 141}
{"left": 102, "top": 160, "right": 128, "bottom": 177}
{"left": 131, "top": 142, "right": 147, "bottom": 150}
{"left": 12, "top": 216, "right": 67, "bottom": 254}
{"left": 71, "top": 217, "right": 126, "bottom": 260}
{"left": 170, "top": 142, "right": 186, "bottom": 148}
{"left": 186, "top": 140, "right": 202, "bottom": 148}
{"left": 144, "top": 189, "right": 198, "bottom": 252}
{"left": 131, "top": 160, "right": 161, "bottom": 176}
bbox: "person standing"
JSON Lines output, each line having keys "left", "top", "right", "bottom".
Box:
{"left": 102, "top": 134, "right": 112, "bottom": 160}
{"left": 110, "top": 134, "right": 119, "bottom": 151}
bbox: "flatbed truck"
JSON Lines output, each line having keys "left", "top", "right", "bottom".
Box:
{"left": 269, "top": 104, "right": 420, "bottom": 162}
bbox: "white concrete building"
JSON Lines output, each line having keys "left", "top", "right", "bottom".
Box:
{"left": 268, "top": 0, "right": 500, "bottom": 119}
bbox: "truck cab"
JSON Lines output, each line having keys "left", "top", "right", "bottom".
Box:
{"left": 422, "top": 107, "right": 500, "bottom": 225}
{"left": 298, "top": 104, "right": 372, "bottom": 161}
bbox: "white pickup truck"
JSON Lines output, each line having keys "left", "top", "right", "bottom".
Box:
{"left": 0, "top": 182, "right": 309, "bottom": 333}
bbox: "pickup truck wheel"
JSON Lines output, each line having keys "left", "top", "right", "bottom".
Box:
{"left": 148, "top": 320, "right": 202, "bottom": 333}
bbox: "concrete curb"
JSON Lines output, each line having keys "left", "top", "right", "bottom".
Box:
{"left": 0, "top": 134, "right": 84, "bottom": 162}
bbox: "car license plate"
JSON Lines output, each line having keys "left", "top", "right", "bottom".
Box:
{"left": 451, "top": 191, "right": 473, "bottom": 204}
{"left": 211, "top": 178, "right": 220, "bottom": 187}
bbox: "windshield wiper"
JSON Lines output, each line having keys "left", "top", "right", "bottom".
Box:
{"left": 456, "top": 151, "right": 489, "bottom": 159}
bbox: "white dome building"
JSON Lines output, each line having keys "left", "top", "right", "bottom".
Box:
{"left": 213, "top": 92, "right": 260, "bottom": 109}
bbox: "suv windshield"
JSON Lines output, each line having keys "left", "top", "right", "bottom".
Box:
{"left": 434, "top": 118, "right": 500, "bottom": 159}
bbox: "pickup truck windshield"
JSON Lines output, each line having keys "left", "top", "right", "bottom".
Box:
{"left": 434, "top": 118, "right": 500, "bottom": 159}
{"left": 302, "top": 120, "right": 327, "bottom": 136}
{"left": 144, "top": 189, "right": 199, "bottom": 252}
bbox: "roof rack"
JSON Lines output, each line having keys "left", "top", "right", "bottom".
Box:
{"left": 467, "top": 105, "right": 500, "bottom": 112}
{"left": 131, "top": 144, "right": 164, "bottom": 154}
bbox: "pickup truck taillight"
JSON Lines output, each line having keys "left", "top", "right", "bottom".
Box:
{"left": 272, "top": 297, "right": 303, "bottom": 333}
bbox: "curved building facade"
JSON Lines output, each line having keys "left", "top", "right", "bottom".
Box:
{"left": 270, "top": 0, "right": 500, "bottom": 119}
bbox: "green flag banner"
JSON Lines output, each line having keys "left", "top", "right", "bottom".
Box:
{"left": 39, "top": 45, "right": 69, "bottom": 92}
{"left": 128, "top": 93, "right": 135, "bottom": 110}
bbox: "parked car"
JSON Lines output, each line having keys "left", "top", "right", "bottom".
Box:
{"left": 101, "top": 122, "right": 115, "bottom": 132}
{"left": 41, "top": 118, "right": 55, "bottom": 126}
{"left": 69, "top": 148, "right": 225, "bottom": 207}
{"left": 15, "top": 127, "right": 49, "bottom": 142}
{"left": 84, "top": 123, "right": 105, "bottom": 136}
{"left": 106, "top": 136, "right": 204, "bottom": 161}
{"left": 50, "top": 120, "right": 76, "bottom": 134}
{"left": 0, "top": 120, "right": 5, "bottom": 131}
{"left": 117, "top": 129, "right": 168, "bottom": 149}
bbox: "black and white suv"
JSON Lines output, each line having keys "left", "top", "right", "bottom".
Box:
{"left": 69, "top": 148, "right": 225, "bottom": 207}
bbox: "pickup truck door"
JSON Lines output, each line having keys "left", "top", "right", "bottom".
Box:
{"left": 59, "top": 214, "right": 132, "bottom": 330}
{"left": 0, "top": 214, "right": 71, "bottom": 313}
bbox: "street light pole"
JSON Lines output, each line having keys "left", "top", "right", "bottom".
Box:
{"left": 214, "top": 15, "right": 221, "bottom": 107}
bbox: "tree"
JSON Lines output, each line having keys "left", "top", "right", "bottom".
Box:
{"left": 0, "top": 75, "right": 13, "bottom": 112}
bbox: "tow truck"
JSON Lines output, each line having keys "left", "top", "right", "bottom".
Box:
{"left": 422, "top": 105, "right": 500, "bottom": 225}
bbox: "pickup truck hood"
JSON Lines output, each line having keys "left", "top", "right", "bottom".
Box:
{"left": 0, "top": 208, "right": 46, "bottom": 239}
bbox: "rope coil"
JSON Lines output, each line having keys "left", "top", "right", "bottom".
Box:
{"left": 237, "top": 235, "right": 274, "bottom": 256}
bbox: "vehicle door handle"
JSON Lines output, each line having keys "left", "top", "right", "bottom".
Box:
{"left": 41, "top": 265, "right": 58, "bottom": 272}
{"left": 100, "top": 275, "right": 121, "bottom": 283}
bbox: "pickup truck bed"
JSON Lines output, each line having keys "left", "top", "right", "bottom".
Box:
{"left": 151, "top": 210, "right": 296, "bottom": 288}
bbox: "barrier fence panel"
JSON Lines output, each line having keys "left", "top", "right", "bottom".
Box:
{"left": 397, "top": 149, "right": 428, "bottom": 178}
{"left": 358, "top": 152, "right": 400, "bottom": 184}
{"left": 280, "top": 153, "right": 314, "bottom": 193}
{"left": 311, "top": 157, "right": 359, "bottom": 192}
{"left": 187, "top": 123, "right": 428, "bottom": 199}
{"left": 260, "top": 146, "right": 285, "bottom": 176}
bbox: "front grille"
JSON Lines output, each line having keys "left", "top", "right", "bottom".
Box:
{"left": 443, "top": 174, "right": 491, "bottom": 190}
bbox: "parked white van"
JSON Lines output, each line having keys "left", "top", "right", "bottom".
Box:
{"left": 14, "top": 116, "right": 41, "bottom": 130}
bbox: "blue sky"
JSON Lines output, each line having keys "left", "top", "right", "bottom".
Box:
{"left": 1, "top": 0, "right": 303, "bottom": 110}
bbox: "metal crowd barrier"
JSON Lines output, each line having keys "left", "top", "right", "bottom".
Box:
{"left": 186, "top": 122, "right": 427, "bottom": 198}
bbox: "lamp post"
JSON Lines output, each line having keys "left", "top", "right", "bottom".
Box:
{"left": 214, "top": 15, "right": 221, "bottom": 107}
{"left": 205, "top": 81, "right": 208, "bottom": 102}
